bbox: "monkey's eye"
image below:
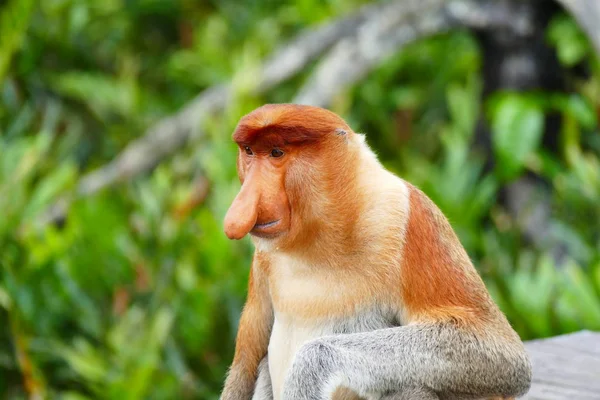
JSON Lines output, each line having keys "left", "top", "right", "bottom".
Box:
{"left": 270, "top": 148, "right": 284, "bottom": 158}
{"left": 244, "top": 146, "right": 253, "bottom": 155}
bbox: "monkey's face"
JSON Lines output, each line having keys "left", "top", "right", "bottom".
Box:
{"left": 223, "top": 103, "right": 353, "bottom": 246}
{"left": 223, "top": 136, "right": 294, "bottom": 241}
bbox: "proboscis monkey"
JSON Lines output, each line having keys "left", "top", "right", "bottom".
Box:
{"left": 220, "top": 104, "right": 532, "bottom": 400}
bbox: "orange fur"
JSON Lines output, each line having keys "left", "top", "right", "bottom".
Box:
{"left": 231, "top": 256, "right": 273, "bottom": 376}
{"left": 400, "top": 185, "right": 494, "bottom": 324}
{"left": 233, "top": 104, "right": 351, "bottom": 146}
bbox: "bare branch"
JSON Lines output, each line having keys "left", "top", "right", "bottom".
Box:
{"left": 294, "top": 0, "right": 448, "bottom": 106}
{"left": 295, "top": 0, "right": 535, "bottom": 106}
{"left": 257, "top": 2, "right": 384, "bottom": 91}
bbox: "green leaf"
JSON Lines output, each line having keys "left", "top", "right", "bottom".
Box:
{"left": 23, "top": 162, "right": 77, "bottom": 221}
{"left": 547, "top": 14, "right": 590, "bottom": 66}
{"left": 56, "top": 339, "right": 107, "bottom": 383}
{"left": 50, "top": 72, "right": 138, "bottom": 120}
{"left": 558, "top": 261, "right": 600, "bottom": 330}
{"left": 60, "top": 392, "right": 93, "bottom": 400}
{"left": 554, "top": 94, "right": 597, "bottom": 130}
{"left": 446, "top": 80, "right": 478, "bottom": 137}
{"left": 490, "top": 93, "right": 545, "bottom": 181}
{"left": 0, "top": 285, "right": 12, "bottom": 310}
{"left": 0, "top": 0, "right": 35, "bottom": 81}
{"left": 510, "top": 255, "right": 556, "bottom": 337}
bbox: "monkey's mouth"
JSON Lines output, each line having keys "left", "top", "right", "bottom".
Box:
{"left": 251, "top": 219, "right": 282, "bottom": 237}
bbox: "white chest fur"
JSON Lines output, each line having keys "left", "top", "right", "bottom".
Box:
{"left": 268, "top": 314, "right": 333, "bottom": 400}
{"left": 268, "top": 310, "right": 394, "bottom": 400}
{"left": 266, "top": 255, "right": 396, "bottom": 400}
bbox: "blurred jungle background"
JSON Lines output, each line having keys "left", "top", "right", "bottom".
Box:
{"left": 1, "top": 0, "right": 600, "bottom": 398}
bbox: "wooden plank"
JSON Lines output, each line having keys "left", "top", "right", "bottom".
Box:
{"left": 524, "top": 330, "right": 600, "bottom": 399}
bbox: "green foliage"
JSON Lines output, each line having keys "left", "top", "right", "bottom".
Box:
{"left": 547, "top": 13, "right": 591, "bottom": 66}
{"left": 0, "top": 0, "right": 34, "bottom": 82}
{"left": 1, "top": 2, "right": 599, "bottom": 399}
{"left": 0, "top": 134, "right": 253, "bottom": 398}
{"left": 489, "top": 93, "right": 545, "bottom": 181}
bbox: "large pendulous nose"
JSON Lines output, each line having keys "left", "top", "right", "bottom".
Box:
{"left": 224, "top": 174, "right": 260, "bottom": 240}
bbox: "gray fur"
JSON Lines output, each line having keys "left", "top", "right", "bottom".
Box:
{"left": 253, "top": 357, "right": 274, "bottom": 400}
{"left": 282, "top": 324, "right": 531, "bottom": 400}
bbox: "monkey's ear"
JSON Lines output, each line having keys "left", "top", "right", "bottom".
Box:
{"left": 336, "top": 128, "right": 349, "bottom": 143}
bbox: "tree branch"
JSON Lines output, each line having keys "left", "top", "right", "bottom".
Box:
{"left": 294, "top": 0, "right": 534, "bottom": 106}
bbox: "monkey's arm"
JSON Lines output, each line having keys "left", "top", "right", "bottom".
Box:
{"left": 221, "top": 256, "right": 273, "bottom": 400}
{"left": 282, "top": 323, "right": 531, "bottom": 400}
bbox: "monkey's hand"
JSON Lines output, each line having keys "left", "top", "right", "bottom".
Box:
{"left": 282, "top": 338, "right": 360, "bottom": 400}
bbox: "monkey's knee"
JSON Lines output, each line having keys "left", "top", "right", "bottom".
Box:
{"left": 252, "top": 357, "right": 273, "bottom": 400}
{"left": 381, "top": 388, "right": 440, "bottom": 400}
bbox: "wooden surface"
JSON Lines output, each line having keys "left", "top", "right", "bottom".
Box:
{"left": 524, "top": 330, "right": 600, "bottom": 399}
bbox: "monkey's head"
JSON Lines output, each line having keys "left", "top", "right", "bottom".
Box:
{"left": 224, "top": 104, "right": 357, "bottom": 247}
